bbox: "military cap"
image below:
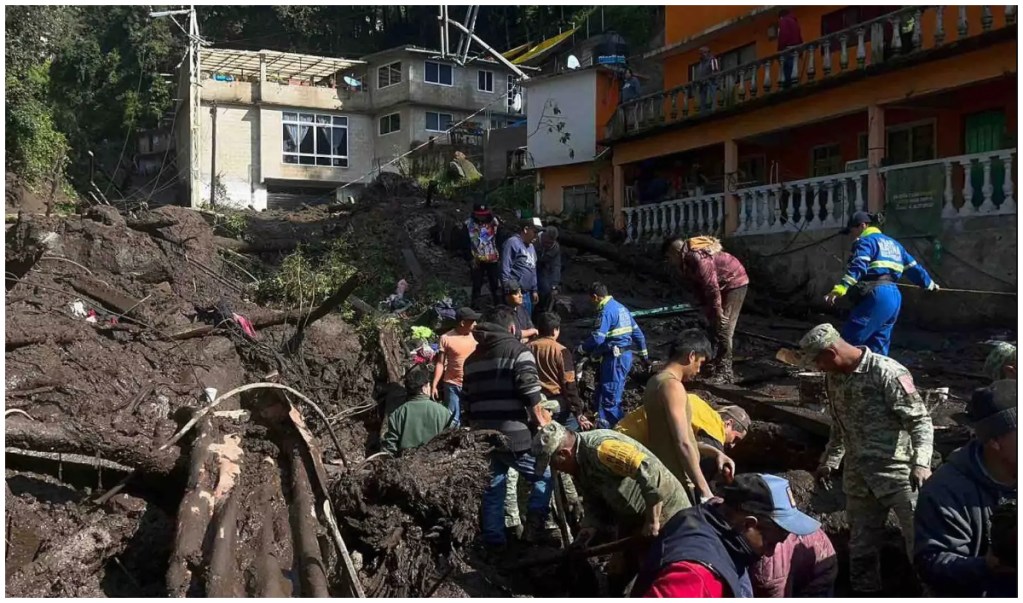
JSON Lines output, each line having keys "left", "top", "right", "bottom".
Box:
{"left": 531, "top": 421, "right": 569, "bottom": 474}
{"left": 799, "top": 324, "right": 841, "bottom": 359}
{"left": 984, "top": 342, "right": 1017, "bottom": 381}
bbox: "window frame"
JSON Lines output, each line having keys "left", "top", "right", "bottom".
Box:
{"left": 424, "top": 61, "right": 454, "bottom": 86}
{"left": 477, "top": 69, "right": 495, "bottom": 92}
{"left": 810, "top": 143, "right": 843, "bottom": 177}
{"left": 562, "top": 184, "right": 599, "bottom": 215}
{"left": 425, "top": 111, "right": 454, "bottom": 133}
{"left": 379, "top": 112, "right": 402, "bottom": 136}
{"left": 886, "top": 118, "right": 937, "bottom": 165}
{"left": 377, "top": 61, "right": 402, "bottom": 90}
{"left": 281, "top": 111, "right": 349, "bottom": 168}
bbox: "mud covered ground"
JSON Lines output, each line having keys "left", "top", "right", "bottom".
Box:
{"left": 5, "top": 185, "right": 1007, "bottom": 597}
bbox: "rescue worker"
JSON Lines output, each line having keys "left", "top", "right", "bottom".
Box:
{"left": 800, "top": 323, "right": 934, "bottom": 595}
{"left": 638, "top": 329, "right": 715, "bottom": 504}
{"left": 528, "top": 312, "right": 591, "bottom": 431}
{"left": 825, "top": 211, "right": 938, "bottom": 357}
{"left": 381, "top": 364, "right": 455, "bottom": 455}
{"left": 662, "top": 236, "right": 749, "bottom": 383}
{"left": 532, "top": 422, "right": 690, "bottom": 592}
{"left": 984, "top": 341, "right": 1017, "bottom": 381}
{"left": 577, "top": 282, "right": 650, "bottom": 428}
{"left": 462, "top": 306, "right": 551, "bottom": 549}
{"left": 500, "top": 218, "right": 542, "bottom": 317}
{"left": 464, "top": 203, "right": 501, "bottom": 307}
{"left": 631, "top": 473, "right": 821, "bottom": 597}
{"left": 914, "top": 380, "right": 1017, "bottom": 597}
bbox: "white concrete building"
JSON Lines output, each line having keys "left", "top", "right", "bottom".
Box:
{"left": 173, "top": 46, "right": 528, "bottom": 211}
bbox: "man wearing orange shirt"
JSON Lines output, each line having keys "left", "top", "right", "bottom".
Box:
{"left": 432, "top": 307, "right": 480, "bottom": 426}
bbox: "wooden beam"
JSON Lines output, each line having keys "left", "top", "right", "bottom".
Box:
{"left": 698, "top": 381, "right": 832, "bottom": 438}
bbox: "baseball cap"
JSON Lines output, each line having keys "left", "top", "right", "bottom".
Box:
{"left": 984, "top": 342, "right": 1017, "bottom": 381}
{"left": 472, "top": 203, "right": 492, "bottom": 216}
{"left": 532, "top": 421, "right": 569, "bottom": 474}
{"left": 842, "top": 210, "right": 873, "bottom": 234}
{"left": 952, "top": 380, "right": 1017, "bottom": 441}
{"left": 721, "top": 473, "right": 820, "bottom": 536}
{"left": 523, "top": 217, "right": 545, "bottom": 231}
{"left": 795, "top": 323, "right": 842, "bottom": 367}
{"left": 719, "top": 405, "right": 751, "bottom": 433}
{"left": 456, "top": 307, "right": 481, "bottom": 322}
{"left": 502, "top": 279, "right": 523, "bottom": 294}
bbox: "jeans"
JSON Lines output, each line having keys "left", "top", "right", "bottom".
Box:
{"left": 522, "top": 290, "right": 535, "bottom": 319}
{"left": 482, "top": 450, "right": 552, "bottom": 545}
{"left": 442, "top": 382, "right": 461, "bottom": 427}
{"left": 781, "top": 53, "right": 795, "bottom": 87}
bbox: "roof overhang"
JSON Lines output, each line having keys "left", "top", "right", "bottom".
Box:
{"left": 644, "top": 5, "right": 781, "bottom": 61}
{"left": 201, "top": 48, "right": 365, "bottom": 81}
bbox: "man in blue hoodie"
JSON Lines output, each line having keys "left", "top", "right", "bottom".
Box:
{"left": 914, "top": 380, "right": 1017, "bottom": 597}
{"left": 500, "top": 218, "right": 542, "bottom": 317}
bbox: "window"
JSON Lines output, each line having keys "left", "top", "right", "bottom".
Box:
{"left": 379, "top": 113, "right": 401, "bottom": 135}
{"left": 478, "top": 70, "right": 494, "bottom": 92}
{"left": 563, "top": 185, "right": 598, "bottom": 215}
{"left": 737, "top": 156, "right": 766, "bottom": 186}
{"left": 377, "top": 61, "right": 402, "bottom": 89}
{"left": 887, "top": 121, "right": 935, "bottom": 165}
{"left": 425, "top": 111, "right": 453, "bottom": 132}
{"left": 821, "top": 6, "right": 899, "bottom": 37}
{"left": 282, "top": 112, "right": 348, "bottom": 167}
{"left": 425, "top": 61, "right": 453, "bottom": 86}
{"left": 507, "top": 74, "right": 517, "bottom": 110}
{"left": 857, "top": 133, "right": 868, "bottom": 159}
{"left": 688, "top": 43, "right": 757, "bottom": 82}
{"left": 811, "top": 144, "right": 843, "bottom": 177}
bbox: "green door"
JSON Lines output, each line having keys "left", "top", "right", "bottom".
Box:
{"left": 965, "top": 111, "right": 1007, "bottom": 208}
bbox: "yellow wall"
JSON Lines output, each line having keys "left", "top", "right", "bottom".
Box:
{"left": 538, "top": 164, "right": 593, "bottom": 214}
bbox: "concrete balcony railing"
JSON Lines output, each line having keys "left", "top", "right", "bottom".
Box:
{"left": 607, "top": 5, "right": 1018, "bottom": 140}
{"left": 622, "top": 149, "right": 1016, "bottom": 242}
{"left": 623, "top": 193, "right": 726, "bottom": 244}
{"left": 880, "top": 148, "right": 1017, "bottom": 218}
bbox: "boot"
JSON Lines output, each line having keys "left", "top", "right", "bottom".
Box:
{"left": 524, "top": 511, "right": 561, "bottom": 546}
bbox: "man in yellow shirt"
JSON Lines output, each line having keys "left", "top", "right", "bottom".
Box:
{"left": 617, "top": 396, "right": 750, "bottom": 483}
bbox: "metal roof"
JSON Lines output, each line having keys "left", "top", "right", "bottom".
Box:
{"left": 200, "top": 48, "right": 365, "bottom": 81}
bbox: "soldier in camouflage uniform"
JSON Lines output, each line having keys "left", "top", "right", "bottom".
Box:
{"left": 798, "top": 323, "right": 934, "bottom": 594}
{"left": 533, "top": 422, "right": 691, "bottom": 593}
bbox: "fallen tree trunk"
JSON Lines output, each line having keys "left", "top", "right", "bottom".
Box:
{"left": 69, "top": 276, "right": 148, "bottom": 320}
{"left": 4, "top": 417, "right": 180, "bottom": 476}
{"left": 214, "top": 236, "right": 300, "bottom": 255}
{"left": 289, "top": 443, "right": 330, "bottom": 597}
{"left": 166, "top": 417, "right": 219, "bottom": 596}
{"left": 557, "top": 231, "right": 666, "bottom": 278}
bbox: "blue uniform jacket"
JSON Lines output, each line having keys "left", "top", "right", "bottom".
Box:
{"left": 831, "top": 226, "right": 934, "bottom": 297}
{"left": 580, "top": 296, "right": 648, "bottom": 358}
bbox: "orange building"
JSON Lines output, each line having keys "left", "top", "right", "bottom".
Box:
{"left": 602, "top": 5, "right": 1016, "bottom": 242}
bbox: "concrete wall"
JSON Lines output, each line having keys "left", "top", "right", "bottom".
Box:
{"left": 527, "top": 69, "right": 597, "bottom": 169}
{"left": 195, "top": 103, "right": 374, "bottom": 210}
{"left": 727, "top": 215, "right": 1017, "bottom": 328}
{"left": 373, "top": 106, "right": 412, "bottom": 171}
{"left": 483, "top": 126, "right": 527, "bottom": 181}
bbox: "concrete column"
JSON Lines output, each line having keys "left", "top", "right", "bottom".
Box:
{"left": 867, "top": 104, "right": 885, "bottom": 212}
{"left": 612, "top": 163, "right": 625, "bottom": 230}
{"left": 724, "top": 139, "right": 739, "bottom": 235}
{"left": 258, "top": 52, "right": 266, "bottom": 103}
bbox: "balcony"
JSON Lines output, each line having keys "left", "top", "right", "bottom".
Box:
{"left": 623, "top": 148, "right": 1016, "bottom": 243}
{"left": 607, "top": 5, "right": 1017, "bottom": 141}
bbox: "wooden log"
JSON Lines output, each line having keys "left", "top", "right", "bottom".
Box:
{"left": 214, "top": 236, "right": 300, "bottom": 255}
{"left": 557, "top": 231, "right": 666, "bottom": 278}
{"left": 249, "top": 274, "right": 362, "bottom": 331}
{"left": 166, "top": 417, "right": 218, "bottom": 597}
{"left": 68, "top": 276, "right": 147, "bottom": 319}
{"left": 206, "top": 487, "right": 242, "bottom": 597}
{"left": 289, "top": 444, "right": 330, "bottom": 597}
{"left": 698, "top": 381, "right": 832, "bottom": 439}
{"left": 4, "top": 417, "right": 180, "bottom": 476}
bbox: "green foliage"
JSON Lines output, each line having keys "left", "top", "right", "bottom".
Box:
{"left": 255, "top": 241, "right": 359, "bottom": 308}
{"left": 486, "top": 179, "right": 537, "bottom": 212}
{"left": 5, "top": 65, "right": 69, "bottom": 190}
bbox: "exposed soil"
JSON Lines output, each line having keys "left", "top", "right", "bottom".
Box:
{"left": 5, "top": 182, "right": 1004, "bottom": 598}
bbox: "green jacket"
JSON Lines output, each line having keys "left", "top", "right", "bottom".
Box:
{"left": 381, "top": 394, "right": 454, "bottom": 455}
{"left": 574, "top": 430, "right": 691, "bottom": 532}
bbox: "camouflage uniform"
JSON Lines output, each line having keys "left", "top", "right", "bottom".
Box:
{"left": 533, "top": 424, "right": 691, "bottom": 533}
{"left": 984, "top": 342, "right": 1016, "bottom": 382}
{"left": 801, "top": 324, "right": 934, "bottom": 593}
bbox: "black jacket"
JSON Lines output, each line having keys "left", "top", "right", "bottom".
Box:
{"left": 632, "top": 503, "right": 756, "bottom": 597}
{"left": 461, "top": 322, "right": 543, "bottom": 452}
{"left": 914, "top": 439, "right": 1017, "bottom": 597}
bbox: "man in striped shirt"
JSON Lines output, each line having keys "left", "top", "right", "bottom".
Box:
{"left": 462, "top": 305, "right": 552, "bottom": 548}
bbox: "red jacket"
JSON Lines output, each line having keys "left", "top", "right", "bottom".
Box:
{"left": 681, "top": 250, "right": 749, "bottom": 319}
{"left": 778, "top": 14, "right": 803, "bottom": 51}
{"left": 642, "top": 561, "right": 727, "bottom": 597}
{"left": 749, "top": 530, "right": 838, "bottom": 597}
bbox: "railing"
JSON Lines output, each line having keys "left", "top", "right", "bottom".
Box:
{"left": 622, "top": 149, "right": 1016, "bottom": 242}
{"left": 607, "top": 5, "right": 1017, "bottom": 140}
{"left": 623, "top": 194, "right": 725, "bottom": 244}
{"left": 733, "top": 171, "right": 868, "bottom": 236}
{"left": 879, "top": 148, "right": 1016, "bottom": 218}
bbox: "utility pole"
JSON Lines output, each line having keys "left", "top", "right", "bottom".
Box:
{"left": 151, "top": 6, "right": 202, "bottom": 208}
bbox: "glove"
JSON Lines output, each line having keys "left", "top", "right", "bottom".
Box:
{"left": 824, "top": 293, "right": 839, "bottom": 306}
{"left": 927, "top": 282, "right": 940, "bottom": 292}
